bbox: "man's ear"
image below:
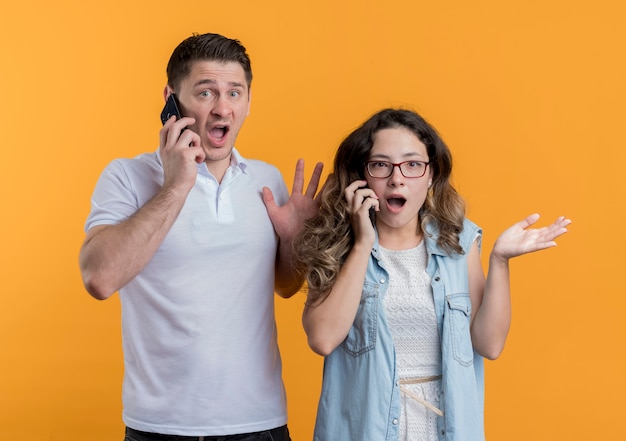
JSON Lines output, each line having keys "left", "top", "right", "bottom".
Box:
{"left": 163, "top": 85, "right": 174, "bottom": 101}
{"left": 246, "top": 90, "right": 252, "bottom": 116}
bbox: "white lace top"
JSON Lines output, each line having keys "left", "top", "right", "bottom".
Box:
{"left": 380, "top": 241, "right": 443, "bottom": 441}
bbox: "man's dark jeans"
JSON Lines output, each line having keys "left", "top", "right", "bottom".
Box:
{"left": 124, "top": 426, "right": 292, "bottom": 441}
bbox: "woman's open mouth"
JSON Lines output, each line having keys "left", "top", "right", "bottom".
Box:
{"left": 386, "top": 197, "right": 407, "bottom": 212}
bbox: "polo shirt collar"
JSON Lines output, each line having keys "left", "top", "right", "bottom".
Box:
{"left": 154, "top": 147, "right": 249, "bottom": 178}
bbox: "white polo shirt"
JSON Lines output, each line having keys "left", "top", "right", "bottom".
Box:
{"left": 85, "top": 148, "right": 290, "bottom": 436}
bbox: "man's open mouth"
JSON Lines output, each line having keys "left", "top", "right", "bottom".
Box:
{"left": 209, "top": 125, "right": 229, "bottom": 141}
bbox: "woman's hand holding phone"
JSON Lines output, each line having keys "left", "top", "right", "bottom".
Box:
{"left": 345, "top": 180, "right": 379, "bottom": 247}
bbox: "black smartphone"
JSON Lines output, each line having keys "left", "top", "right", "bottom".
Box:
{"left": 369, "top": 206, "right": 376, "bottom": 227}
{"left": 160, "top": 93, "right": 183, "bottom": 125}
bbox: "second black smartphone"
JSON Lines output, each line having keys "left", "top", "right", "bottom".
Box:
{"left": 160, "top": 93, "right": 183, "bottom": 125}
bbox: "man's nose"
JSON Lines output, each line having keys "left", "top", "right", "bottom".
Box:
{"left": 211, "top": 95, "right": 231, "bottom": 117}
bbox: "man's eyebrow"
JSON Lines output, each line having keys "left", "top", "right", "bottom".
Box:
{"left": 193, "top": 78, "right": 216, "bottom": 87}
{"left": 193, "top": 79, "right": 246, "bottom": 88}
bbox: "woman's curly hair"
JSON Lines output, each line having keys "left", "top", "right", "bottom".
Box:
{"left": 293, "top": 108, "right": 465, "bottom": 305}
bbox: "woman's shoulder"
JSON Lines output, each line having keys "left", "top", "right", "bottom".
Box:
{"left": 459, "top": 218, "right": 482, "bottom": 253}
{"left": 462, "top": 218, "right": 481, "bottom": 234}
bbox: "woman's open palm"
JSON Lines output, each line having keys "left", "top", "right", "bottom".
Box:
{"left": 492, "top": 214, "right": 571, "bottom": 260}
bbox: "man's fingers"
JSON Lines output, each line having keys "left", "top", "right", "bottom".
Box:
{"left": 291, "top": 159, "right": 324, "bottom": 197}
{"left": 262, "top": 187, "right": 276, "bottom": 210}
{"left": 291, "top": 159, "right": 305, "bottom": 195}
{"left": 304, "top": 162, "right": 324, "bottom": 198}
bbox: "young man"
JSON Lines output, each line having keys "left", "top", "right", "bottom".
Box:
{"left": 79, "top": 33, "right": 323, "bottom": 441}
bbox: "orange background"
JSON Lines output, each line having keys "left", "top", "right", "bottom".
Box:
{"left": 1, "top": 1, "right": 624, "bottom": 440}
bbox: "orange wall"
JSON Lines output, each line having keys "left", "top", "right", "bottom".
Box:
{"left": 1, "top": 1, "right": 624, "bottom": 440}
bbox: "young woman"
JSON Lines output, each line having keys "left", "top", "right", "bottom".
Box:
{"left": 294, "top": 108, "right": 570, "bottom": 441}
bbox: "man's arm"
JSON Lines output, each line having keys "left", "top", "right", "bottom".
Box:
{"left": 79, "top": 116, "right": 204, "bottom": 300}
{"left": 79, "top": 186, "right": 189, "bottom": 300}
{"left": 263, "top": 159, "right": 324, "bottom": 298}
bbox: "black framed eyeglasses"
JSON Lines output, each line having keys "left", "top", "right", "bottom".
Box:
{"left": 365, "top": 160, "right": 430, "bottom": 178}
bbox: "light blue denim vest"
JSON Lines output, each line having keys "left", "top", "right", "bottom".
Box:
{"left": 313, "top": 219, "right": 485, "bottom": 441}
